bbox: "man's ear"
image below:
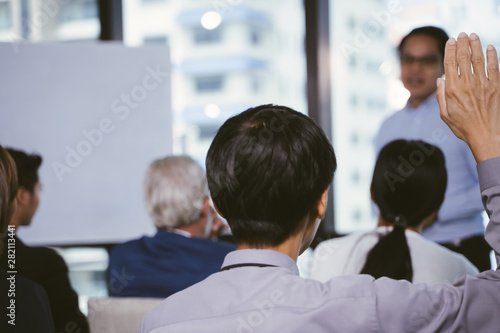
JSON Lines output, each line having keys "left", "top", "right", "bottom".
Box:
{"left": 316, "top": 187, "right": 329, "bottom": 220}
{"left": 201, "top": 197, "right": 211, "bottom": 217}
{"left": 16, "top": 187, "right": 30, "bottom": 206}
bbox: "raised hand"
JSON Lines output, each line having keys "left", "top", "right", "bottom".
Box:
{"left": 437, "top": 32, "right": 500, "bottom": 162}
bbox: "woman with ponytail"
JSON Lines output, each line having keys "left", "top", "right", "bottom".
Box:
{"left": 309, "top": 140, "right": 479, "bottom": 284}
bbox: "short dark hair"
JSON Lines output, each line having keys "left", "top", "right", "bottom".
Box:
{"left": 206, "top": 104, "right": 336, "bottom": 247}
{"left": 398, "top": 26, "right": 449, "bottom": 60}
{"left": 6, "top": 148, "right": 42, "bottom": 193}
{"left": 361, "top": 140, "right": 447, "bottom": 281}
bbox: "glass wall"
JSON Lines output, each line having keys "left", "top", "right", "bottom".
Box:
{"left": 122, "top": 0, "right": 307, "bottom": 165}
{"left": 0, "top": 0, "right": 99, "bottom": 42}
{"left": 330, "top": 0, "right": 500, "bottom": 234}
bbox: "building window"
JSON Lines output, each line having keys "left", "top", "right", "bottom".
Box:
{"left": 249, "top": 27, "right": 261, "bottom": 45}
{"left": 195, "top": 76, "right": 224, "bottom": 93}
{"left": 143, "top": 35, "right": 168, "bottom": 45}
{"left": 193, "top": 27, "right": 221, "bottom": 44}
{"left": 0, "top": 1, "right": 11, "bottom": 30}
{"left": 61, "top": 0, "right": 98, "bottom": 22}
{"left": 199, "top": 125, "right": 220, "bottom": 139}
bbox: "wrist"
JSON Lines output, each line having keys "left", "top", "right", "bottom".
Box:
{"left": 468, "top": 135, "right": 500, "bottom": 163}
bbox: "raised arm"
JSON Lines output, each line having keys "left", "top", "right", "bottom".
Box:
{"left": 437, "top": 32, "right": 500, "bottom": 261}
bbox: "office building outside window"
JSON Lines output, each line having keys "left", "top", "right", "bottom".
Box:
{"left": 123, "top": 0, "right": 307, "bottom": 164}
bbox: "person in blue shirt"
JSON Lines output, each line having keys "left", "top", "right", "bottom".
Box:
{"left": 376, "top": 26, "right": 490, "bottom": 271}
{"left": 107, "top": 155, "right": 235, "bottom": 298}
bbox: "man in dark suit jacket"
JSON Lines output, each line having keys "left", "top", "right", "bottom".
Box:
{"left": 108, "top": 155, "right": 235, "bottom": 298}
{"left": 0, "top": 148, "right": 89, "bottom": 333}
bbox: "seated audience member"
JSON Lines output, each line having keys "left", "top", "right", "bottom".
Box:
{"left": 108, "top": 155, "right": 235, "bottom": 298}
{"left": 0, "top": 148, "right": 89, "bottom": 333}
{"left": 310, "top": 140, "right": 478, "bottom": 284}
{"left": 0, "top": 145, "right": 55, "bottom": 333}
{"left": 141, "top": 33, "right": 500, "bottom": 332}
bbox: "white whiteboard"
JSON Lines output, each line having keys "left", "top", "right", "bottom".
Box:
{"left": 0, "top": 42, "right": 172, "bottom": 246}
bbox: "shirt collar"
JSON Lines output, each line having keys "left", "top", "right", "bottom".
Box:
{"left": 376, "top": 225, "right": 419, "bottom": 236}
{"left": 156, "top": 228, "right": 192, "bottom": 238}
{"left": 404, "top": 92, "right": 437, "bottom": 111}
{"left": 221, "top": 249, "right": 300, "bottom": 275}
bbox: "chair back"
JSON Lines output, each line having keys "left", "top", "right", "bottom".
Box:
{"left": 88, "top": 297, "right": 163, "bottom": 333}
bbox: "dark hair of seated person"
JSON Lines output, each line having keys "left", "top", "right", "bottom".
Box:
{"left": 206, "top": 104, "right": 337, "bottom": 247}
{"left": 360, "top": 139, "right": 447, "bottom": 282}
{"left": 6, "top": 148, "right": 42, "bottom": 192}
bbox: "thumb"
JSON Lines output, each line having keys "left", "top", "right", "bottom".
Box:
{"left": 436, "top": 77, "right": 448, "bottom": 120}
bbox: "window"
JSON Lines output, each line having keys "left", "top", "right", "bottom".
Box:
{"left": 0, "top": 1, "right": 11, "bottom": 30}
{"left": 198, "top": 125, "right": 220, "bottom": 139}
{"left": 249, "top": 26, "right": 261, "bottom": 45}
{"left": 61, "top": 0, "right": 98, "bottom": 22}
{"left": 193, "top": 27, "right": 221, "bottom": 44}
{"left": 195, "top": 75, "right": 224, "bottom": 93}
{"left": 143, "top": 35, "right": 168, "bottom": 45}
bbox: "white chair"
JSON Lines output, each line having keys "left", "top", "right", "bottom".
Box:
{"left": 88, "top": 297, "right": 163, "bottom": 333}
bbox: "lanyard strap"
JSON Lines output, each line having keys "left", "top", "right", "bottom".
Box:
{"left": 220, "top": 263, "right": 278, "bottom": 271}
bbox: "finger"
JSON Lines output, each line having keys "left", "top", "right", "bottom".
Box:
{"left": 486, "top": 44, "right": 500, "bottom": 83}
{"left": 444, "top": 38, "right": 458, "bottom": 85}
{"left": 436, "top": 78, "right": 447, "bottom": 118}
{"left": 456, "top": 32, "right": 472, "bottom": 80}
{"left": 469, "top": 33, "right": 487, "bottom": 82}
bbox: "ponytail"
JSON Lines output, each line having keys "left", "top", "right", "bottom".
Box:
{"left": 360, "top": 216, "right": 413, "bottom": 282}
{"left": 364, "top": 139, "right": 447, "bottom": 282}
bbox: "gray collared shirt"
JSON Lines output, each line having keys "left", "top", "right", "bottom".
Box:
{"left": 141, "top": 157, "right": 500, "bottom": 333}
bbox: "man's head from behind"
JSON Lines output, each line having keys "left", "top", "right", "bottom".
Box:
{"left": 144, "top": 155, "right": 209, "bottom": 231}
{"left": 206, "top": 104, "right": 336, "bottom": 248}
{"left": 6, "top": 148, "right": 42, "bottom": 227}
{"left": 398, "top": 26, "right": 448, "bottom": 107}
